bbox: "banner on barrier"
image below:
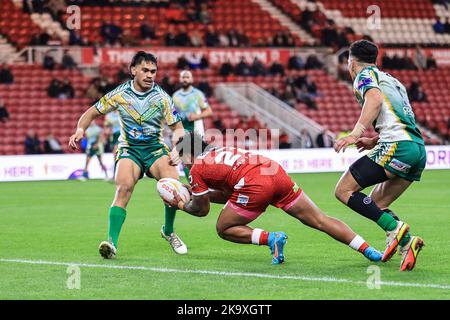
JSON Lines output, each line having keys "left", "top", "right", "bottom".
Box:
{"left": 0, "top": 146, "right": 449, "bottom": 182}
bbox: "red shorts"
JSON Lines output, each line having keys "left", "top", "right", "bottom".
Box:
{"left": 226, "top": 162, "right": 303, "bottom": 221}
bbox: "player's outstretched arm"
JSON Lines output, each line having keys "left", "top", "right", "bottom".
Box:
{"left": 188, "top": 107, "right": 213, "bottom": 122}
{"left": 334, "top": 88, "right": 383, "bottom": 153}
{"left": 69, "top": 106, "right": 103, "bottom": 150}
{"left": 169, "top": 121, "right": 185, "bottom": 149}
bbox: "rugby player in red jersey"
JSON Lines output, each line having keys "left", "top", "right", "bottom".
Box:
{"left": 167, "top": 132, "right": 382, "bottom": 265}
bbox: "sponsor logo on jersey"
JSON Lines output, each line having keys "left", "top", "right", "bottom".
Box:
{"left": 237, "top": 194, "right": 249, "bottom": 206}
{"left": 357, "top": 77, "right": 373, "bottom": 90}
{"left": 389, "top": 158, "right": 411, "bottom": 173}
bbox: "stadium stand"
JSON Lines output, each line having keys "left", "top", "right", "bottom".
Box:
{"left": 0, "top": 0, "right": 448, "bottom": 155}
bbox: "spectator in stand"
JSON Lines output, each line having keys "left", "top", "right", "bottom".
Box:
{"left": 408, "top": 79, "right": 427, "bottom": 102}
{"left": 161, "top": 74, "right": 176, "bottom": 96}
{"left": 235, "top": 57, "right": 251, "bottom": 76}
{"left": 164, "top": 25, "right": 177, "bottom": 46}
{"left": 69, "top": 29, "right": 83, "bottom": 46}
{"left": 24, "top": 130, "right": 41, "bottom": 154}
{"left": 268, "top": 84, "right": 280, "bottom": 99}
{"left": 336, "top": 27, "right": 350, "bottom": 50}
{"left": 269, "top": 61, "right": 285, "bottom": 76}
{"left": 120, "top": 30, "right": 139, "bottom": 47}
{"left": 321, "top": 20, "right": 338, "bottom": 47}
{"left": 251, "top": 57, "right": 266, "bottom": 76}
{"left": 200, "top": 54, "right": 209, "bottom": 69}
{"left": 44, "top": 133, "right": 64, "bottom": 154}
{"left": 433, "top": 18, "right": 445, "bottom": 34}
{"left": 280, "top": 85, "right": 297, "bottom": 108}
{"left": 197, "top": 3, "right": 212, "bottom": 24}
{"left": 187, "top": 54, "right": 202, "bottom": 70}
{"left": 272, "top": 32, "right": 285, "bottom": 47}
{"left": 295, "top": 74, "right": 318, "bottom": 97}
{"left": 288, "top": 53, "right": 304, "bottom": 70}
{"left": 296, "top": 86, "right": 318, "bottom": 110}
{"left": 43, "top": 52, "right": 56, "bottom": 70}
{"left": 0, "top": 98, "right": 10, "bottom": 123}
{"left": 175, "top": 25, "right": 191, "bottom": 46}
{"left": 279, "top": 131, "right": 292, "bottom": 149}
{"left": 316, "top": 129, "right": 333, "bottom": 148}
{"left": 413, "top": 46, "right": 427, "bottom": 70}
{"left": 59, "top": 79, "right": 75, "bottom": 99}
{"left": 444, "top": 18, "right": 450, "bottom": 34}
{"left": 237, "top": 27, "right": 250, "bottom": 47}
{"left": 116, "top": 63, "right": 130, "bottom": 83}
{"left": 0, "top": 64, "right": 14, "bottom": 84}
{"left": 86, "top": 78, "right": 102, "bottom": 103}
{"left": 227, "top": 29, "right": 241, "bottom": 47}
{"left": 300, "top": 7, "right": 314, "bottom": 33}
{"left": 61, "top": 50, "right": 77, "bottom": 70}
{"left": 426, "top": 53, "right": 438, "bottom": 70}
{"left": 47, "top": 79, "right": 62, "bottom": 98}
{"left": 338, "top": 56, "right": 352, "bottom": 83}
{"left": 300, "top": 128, "right": 314, "bottom": 148}
{"left": 219, "top": 60, "right": 234, "bottom": 77}
{"left": 140, "top": 22, "right": 156, "bottom": 40}
{"left": 100, "top": 19, "right": 123, "bottom": 45}
{"left": 198, "top": 81, "right": 213, "bottom": 98}
{"left": 213, "top": 117, "right": 225, "bottom": 133}
{"left": 190, "top": 30, "right": 204, "bottom": 47}
{"left": 176, "top": 55, "right": 189, "bottom": 70}
{"left": 305, "top": 54, "right": 323, "bottom": 70}
{"left": 218, "top": 32, "right": 230, "bottom": 47}
{"left": 205, "top": 25, "right": 220, "bottom": 47}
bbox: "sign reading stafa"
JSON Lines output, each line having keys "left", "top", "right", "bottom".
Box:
{"left": 0, "top": 146, "right": 449, "bottom": 182}
{"left": 97, "top": 47, "right": 293, "bottom": 65}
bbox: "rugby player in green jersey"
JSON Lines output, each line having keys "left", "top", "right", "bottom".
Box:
{"left": 334, "top": 40, "right": 425, "bottom": 271}
{"left": 172, "top": 70, "right": 212, "bottom": 179}
{"left": 69, "top": 51, "right": 187, "bottom": 258}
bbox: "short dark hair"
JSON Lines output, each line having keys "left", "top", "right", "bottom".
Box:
{"left": 129, "top": 51, "right": 157, "bottom": 76}
{"left": 175, "top": 132, "right": 211, "bottom": 159}
{"left": 349, "top": 40, "right": 378, "bottom": 64}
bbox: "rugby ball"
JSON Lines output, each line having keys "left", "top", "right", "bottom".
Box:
{"left": 157, "top": 178, "right": 191, "bottom": 203}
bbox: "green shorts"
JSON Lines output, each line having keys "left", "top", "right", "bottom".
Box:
{"left": 110, "top": 132, "right": 120, "bottom": 146}
{"left": 115, "top": 143, "right": 170, "bottom": 179}
{"left": 367, "top": 141, "right": 426, "bottom": 181}
{"left": 86, "top": 144, "right": 104, "bottom": 157}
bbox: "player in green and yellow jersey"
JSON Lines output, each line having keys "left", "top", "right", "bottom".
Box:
{"left": 172, "top": 70, "right": 212, "bottom": 178}
{"left": 69, "top": 51, "right": 187, "bottom": 258}
{"left": 82, "top": 120, "right": 108, "bottom": 181}
{"left": 334, "top": 40, "right": 425, "bottom": 271}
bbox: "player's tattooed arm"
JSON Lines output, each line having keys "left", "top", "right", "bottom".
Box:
{"left": 182, "top": 193, "right": 210, "bottom": 217}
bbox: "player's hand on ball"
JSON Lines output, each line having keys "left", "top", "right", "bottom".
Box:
{"left": 69, "top": 128, "right": 84, "bottom": 150}
{"left": 355, "top": 137, "right": 376, "bottom": 152}
{"left": 334, "top": 135, "right": 357, "bottom": 153}
{"left": 165, "top": 190, "right": 185, "bottom": 210}
{"left": 182, "top": 183, "right": 192, "bottom": 195}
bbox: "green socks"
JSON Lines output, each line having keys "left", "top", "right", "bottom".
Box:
{"left": 108, "top": 206, "right": 126, "bottom": 248}
{"left": 164, "top": 204, "right": 177, "bottom": 236}
{"left": 376, "top": 212, "right": 398, "bottom": 231}
{"left": 377, "top": 211, "right": 411, "bottom": 247}
{"left": 183, "top": 166, "right": 190, "bottom": 182}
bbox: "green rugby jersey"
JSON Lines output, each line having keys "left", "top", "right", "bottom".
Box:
{"left": 172, "top": 87, "right": 208, "bottom": 132}
{"left": 353, "top": 66, "right": 424, "bottom": 145}
{"left": 94, "top": 80, "right": 180, "bottom": 148}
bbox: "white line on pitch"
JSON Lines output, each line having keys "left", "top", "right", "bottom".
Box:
{"left": 1, "top": 258, "right": 449, "bottom": 290}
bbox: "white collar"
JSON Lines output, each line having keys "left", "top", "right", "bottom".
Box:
{"left": 131, "top": 80, "right": 154, "bottom": 95}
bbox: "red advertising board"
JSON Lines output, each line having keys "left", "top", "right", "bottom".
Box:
{"left": 95, "top": 47, "right": 293, "bottom": 65}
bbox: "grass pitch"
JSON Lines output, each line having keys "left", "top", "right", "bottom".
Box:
{"left": 1, "top": 170, "right": 449, "bottom": 299}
